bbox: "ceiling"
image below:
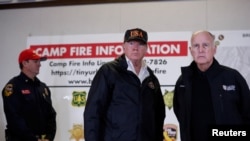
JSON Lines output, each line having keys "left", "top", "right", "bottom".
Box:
{"left": 0, "top": 0, "right": 177, "bottom": 9}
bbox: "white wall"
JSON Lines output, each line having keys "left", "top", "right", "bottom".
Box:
{"left": 0, "top": 0, "right": 250, "bottom": 140}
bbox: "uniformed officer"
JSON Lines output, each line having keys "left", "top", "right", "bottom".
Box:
{"left": 2, "top": 48, "right": 57, "bottom": 141}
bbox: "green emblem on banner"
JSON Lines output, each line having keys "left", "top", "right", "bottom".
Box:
{"left": 71, "top": 91, "right": 86, "bottom": 107}
{"left": 163, "top": 90, "right": 174, "bottom": 110}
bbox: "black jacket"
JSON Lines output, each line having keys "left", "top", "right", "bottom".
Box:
{"left": 84, "top": 54, "right": 165, "bottom": 141}
{"left": 2, "top": 72, "right": 57, "bottom": 141}
{"left": 173, "top": 58, "right": 250, "bottom": 141}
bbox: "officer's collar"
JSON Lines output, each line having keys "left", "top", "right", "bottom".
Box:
{"left": 20, "top": 72, "right": 40, "bottom": 84}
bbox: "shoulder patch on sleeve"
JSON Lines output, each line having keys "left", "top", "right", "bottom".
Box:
{"left": 3, "top": 84, "right": 13, "bottom": 97}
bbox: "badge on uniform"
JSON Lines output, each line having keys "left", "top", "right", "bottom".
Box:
{"left": 4, "top": 84, "right": 13, "bottom": 97}
{"left": 148, "top": 81, "right": 155, "bottom": 89}
{"left": 21, "top": 89, "right": 31, "bottom": 95}
{"left": 43, "top": 88, "right": 49, "bottom": 98}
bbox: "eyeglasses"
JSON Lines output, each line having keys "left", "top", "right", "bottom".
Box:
{"left": 191, "top": 43, "right": 213, "bottom": 50}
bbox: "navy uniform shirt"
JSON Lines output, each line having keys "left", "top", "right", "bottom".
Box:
{"left": 2, "top": 72, "right": 56, "bottom": 141}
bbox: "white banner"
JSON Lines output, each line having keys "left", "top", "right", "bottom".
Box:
{"left": 27, "top": 30, "right": 250, "bottom": 141}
